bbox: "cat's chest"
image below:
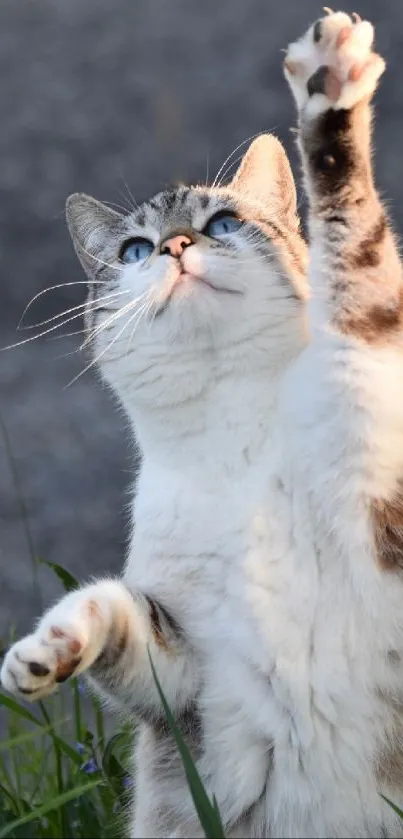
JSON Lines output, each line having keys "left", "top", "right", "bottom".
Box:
{"left": 125, "top": 459, "right": 280, "bottom": 620}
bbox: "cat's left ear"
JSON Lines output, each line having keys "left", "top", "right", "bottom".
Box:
{"left": 66, "top": 193, "right": 123, "bottom": 279}
{"left": 230, "top": 134, "right": 298, "bottom": 228}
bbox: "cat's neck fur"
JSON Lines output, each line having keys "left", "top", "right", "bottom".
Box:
{"left": 120, "top": 349, "right": 288, "bottom": 481}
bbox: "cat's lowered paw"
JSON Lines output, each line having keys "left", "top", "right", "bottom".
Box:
{"left": 0, "top": 592, "right": 108, "bottom": 700}
{"left": 283, "top": 9, "right": 385, "bottom": 116}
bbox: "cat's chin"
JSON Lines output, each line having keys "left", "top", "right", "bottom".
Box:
{"left": 180, "top": 273, "right": 242, "bottom": 297}
{"left": 173, "top": 270, "right": 241, "bottom": 300}
{"left": 153, "top": 271, "right": 242, "bottom": 319}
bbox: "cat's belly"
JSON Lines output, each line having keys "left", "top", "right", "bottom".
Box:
{"left": 210, "top": 487, "right": 403, "bottom": 835}
{"left": 200, "top": 540, "right": 403, "bottom": 837}
{"left": 125, "top": 461, "right": 403, "bottom": 834}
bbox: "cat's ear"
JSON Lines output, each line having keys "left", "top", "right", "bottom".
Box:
{"left": 230, "top": 134, "right": 298, "bottom": 228}
{"left": 66, "top": 193, "right": 123, "bottom": 278}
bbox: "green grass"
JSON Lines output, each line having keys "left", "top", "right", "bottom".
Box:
{"left": 0, "top": 622, "right": 133, "bottom": 839}
{"left": 0, "top": 678, "right": 132, "bottom": 838}
{"left": 0, "top": 643, "right": 223, "bottom": 839}
{"left": 0, "top": 562, "right": 225, "bottom": 838}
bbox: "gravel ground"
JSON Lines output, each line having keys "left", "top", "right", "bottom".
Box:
{"left": 1, "top": 0, "right": 402, "bottom": 638}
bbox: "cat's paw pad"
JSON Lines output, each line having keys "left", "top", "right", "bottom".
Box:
{"left": 0, "top": 599, "right": 103, "bottom": 700}
{"left": 283, "top": 9, "right": 385, "bottom": 115}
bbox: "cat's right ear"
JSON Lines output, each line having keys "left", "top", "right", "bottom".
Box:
{"left": 230, "top": 134, "right": 299, "bottom": 229}
{"left": 66, "top": 193, "right": 123, "bottom": 279}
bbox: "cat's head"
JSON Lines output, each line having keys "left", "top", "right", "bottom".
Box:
{"left": 66, "top": 135, "right": 307, "bottom": 409}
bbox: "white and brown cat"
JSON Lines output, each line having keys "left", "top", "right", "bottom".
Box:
{"left": 3, "top": 11, "right": 403, "bottom": 838}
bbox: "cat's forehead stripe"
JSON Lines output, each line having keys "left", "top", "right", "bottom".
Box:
{"left": 135, "top": 210, "right": 146, "bottom": 227}
{"left": 133, "top": 187, "right": 220, "bottom": 231}
{"left": 198, "top": 193, "right": 211, "bottom": 210}
{"left": 163, "top": 189, "right": 178, "bottom": 212}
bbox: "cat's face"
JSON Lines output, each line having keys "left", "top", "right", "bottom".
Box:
{"left": 66, "top": 135, "right": 307, "bottom": 407}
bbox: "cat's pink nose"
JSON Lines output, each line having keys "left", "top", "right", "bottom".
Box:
{"left": 160, "top": 234, "right": 192, "bottom": 258}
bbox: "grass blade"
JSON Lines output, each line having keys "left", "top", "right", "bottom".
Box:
{"left": 0, "top": 718, "right": 69, "bottom": 752}
{"left": 0, "top": 694, "right": 42, "bottom": 727}
{"left": 38, "top": 560, "right": 78, "bottom": 593}
{"left": 0, "top": 694, "right": 81, "bottom": 766}
{"left": 39, "top": 703, "right": 66, "bottom": 835}
{"left": 73, "top": 679, "right": 83, "bottom": 744}
{"left": 0, "top": 414, "right": 42, "bottom": 610}
{"left": 148, "top": 651, "right": 225, "bottom": 839}
{"left": 0, "top": 783, "right": 18, "bottom": 812}
{"left": 0, "top": 779, "right": 102, "bottom": 838}
{"left": 381, "top": 794, "right": 403, "bottom": 820}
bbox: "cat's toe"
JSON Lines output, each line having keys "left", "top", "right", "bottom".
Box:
{"left": 283, "top": 11, "right": 385, "bottom": 115}
{"left": 0, "top": 621, "right": 87, "bottom": 700}
{"left": 0, "top": 635, "right": 60, "bottom": 699}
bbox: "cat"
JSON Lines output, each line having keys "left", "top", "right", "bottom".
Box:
{"left": 3, "top": 9, "right": 403, "bottom": 838}
{"left": 0, "top": 121, "right": 307, "bottom": 836}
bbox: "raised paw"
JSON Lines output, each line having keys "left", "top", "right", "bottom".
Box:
{"left": 0, "top": 595, "right": 106, "bottom": 701}
{"left": 283, "top": 9, "right": 385, "bottom": 116}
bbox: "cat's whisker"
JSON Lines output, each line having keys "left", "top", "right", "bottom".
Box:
{"left": 2, "top": 310, "right": 100, "bottom": 351}
{"left": 125, "top": 301, "right": 152, "bottom": 354}
{"left": 115, "top": 191, "right": 137, "bottom": 215}
{"left": 67, "top": 299, "right": 147, "bottom": 388}
{"left": 21, "top": 290, "right": 129, "bottom": 331}
{"left": 80, "top": 292, "right": 149, "bottom": 350}
{"left": 52, "top": 346, "right": 83, "bottom": 362}
{"left": 212, "top": 132, "right": 264, "bottom": 189}
{"left": 3, "top": 294, "right": 127, "bottom": 351}
{"left": 47, "top": 328, "right": 86, "bottom": 341}
{"left": 78, "top": 247, "right": 125, "bottom": 273}
{"left": 215, "top": 152, "right": 247, "bottom": 189}
{"left": 102, "top": 199, "right": 133, "bottom": 214}
{"left": 81, "top": 297, "right": 142, "bottom": 348}
{"left": 218, "top": 250, "right": 275, "bottom": 270}
{"left": 117, "top": 171, "right": 139, "bottom": 213}
{"left": 241, "top": 235, "right": 281, "bottom": 255}
{"left": 127, "top": 298, "right": 155, "bottom": 352}
{"left": 147, "top": 303, "right": 158, "bottom": 333}
{"left": 204, "top": 153, "right": 210, "bottom": 188}
{"left": 18, "top": 281, "right": 106, "bottom": 329}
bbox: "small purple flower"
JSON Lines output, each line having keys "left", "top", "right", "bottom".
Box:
{"left": 76, "top": 742, "right": 85, "bottom": 756}
{"left": 122, "top": 775, "right": 133, "bottom": 789}
{"left": 81, "top": 757, "right": 98, "bottom": 774}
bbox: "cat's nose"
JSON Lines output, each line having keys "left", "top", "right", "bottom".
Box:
{"left": 160, "top": 234, "right": 193, "bottom": 258}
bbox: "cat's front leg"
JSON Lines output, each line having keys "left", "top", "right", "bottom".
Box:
{"left": 1, "top": 579, "right": 198, "bottom": 716}
{"left": 0, "top": 581, "right": 119, "bottom": 700}
{"left": 282, "top": 11, "right": 402, "bottom": 340}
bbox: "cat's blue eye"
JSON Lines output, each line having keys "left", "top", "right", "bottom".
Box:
{"left": 119, "top": 238, "right": 154, "bottom": 264}
{"left": 204, "top": 212, "right": 243, "bottom": 238}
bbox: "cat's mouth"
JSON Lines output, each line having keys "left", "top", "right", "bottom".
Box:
{"left": 154, "top": 270, "right": 243, "bottom": 317}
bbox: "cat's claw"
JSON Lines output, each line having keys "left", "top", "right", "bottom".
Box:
{"left": 283, "top": 10, "right": 385, "bottom": 116}
{"left": 0, "top": 596, "right": 105, "bottom": 700}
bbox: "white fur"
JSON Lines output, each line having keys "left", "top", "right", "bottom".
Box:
{"left": 3, "top": 14, "right": 403, "bottom": 838}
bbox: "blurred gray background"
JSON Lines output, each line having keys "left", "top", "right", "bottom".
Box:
{"left": 0, "top": 0, "right": 402, "bottom": 639}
